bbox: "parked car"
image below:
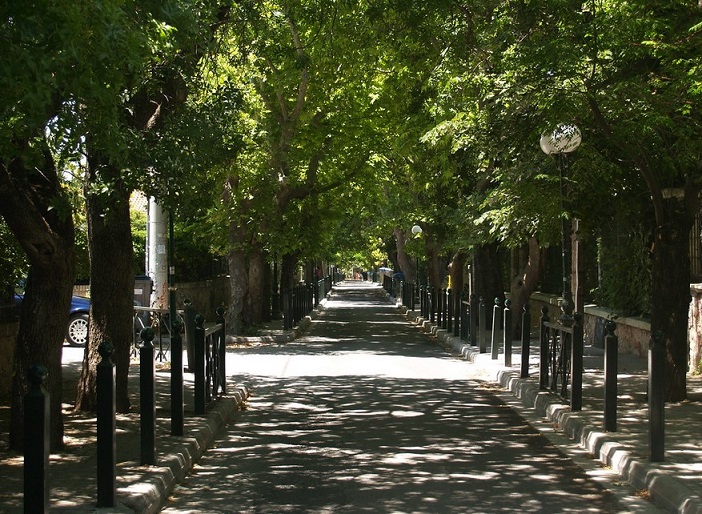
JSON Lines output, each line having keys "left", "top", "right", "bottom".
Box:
{"left": 14, "top": 294, "right": 91, "bottom": 347}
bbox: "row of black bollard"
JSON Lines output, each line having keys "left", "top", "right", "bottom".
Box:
{"left": 23, "top": 304, "right": 230, "bottom": 511}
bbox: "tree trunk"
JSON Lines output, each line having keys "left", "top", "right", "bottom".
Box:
{"left": 448, "top": 251, "right": 468, "bottom": 294}
{"left": 1, "top": 146, "right": 76, "bottom": 451}
{"left": 281, "top": 252, "right": 301, "bottom": 293}
{"left": 226, "top": 222, "right": 248, "bottom": 335}
{"left": 247, "top": 247, "right": 265, "bottom": 327}
{"left": 393, "top": 228, "right": 417, "bottom": 281}
{"left": 473, "top": 242, "right": 505, "bottom": 327}
{"left": 509, "top": 237, "right": 544, "bottom": 338}
{"left": 651, "top": 194, "right": 695, "bottom": 403}
{"left": 76, "top": 170, "right": 134, "bottom": 413}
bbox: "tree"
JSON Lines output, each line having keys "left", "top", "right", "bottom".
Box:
{"left": 75, "top": 1, "right": 236, "bottom": 412}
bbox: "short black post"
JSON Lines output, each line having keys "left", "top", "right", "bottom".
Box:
{"left": 24, "top": 364, "right": 49, "bottom": 514}
{"left": 140, "top": 327, "right": 156, "bottom": 465}
{"left": 520, "top": 304, "right": 531, "bottom": 378}
{"left": 429, "top": 288, "right": 435, "bottom": 323}
{"left": 453, "top": 291, "right": 461, "bottom": 337}
{"left": 604, "top": 321, "right": 618, "bottom": 432}
{"left": 194, "top": 314, "right": 206, "bottom": 415}
{"left": 470, "top": 294, "right": 477, "bottom": 347}
{"left": 491, "top": 297, "right": 502, "bottom": 360}
{"left": 539, "top": 306, "right": 550, "bottom": 389}
{"left": 446, "top": 289, "right": 453, "bottom": 332}
{"left": 571, "top": 312, "right": 584, "bottom": 411}
{"left": 96, "top": 343, "right": 116, "bottom": 508}
{"left": 217, "top": 307, "right": 227, "bottom": 395}
{"left": 479, "top": 297, "right": 487, "bottom": 353}
{"left": 183, "top": 299, "right": 196, "bottom": 372}
{"left": 171, "top": 319, "right": 184, "bottom": 437}
{"left": 649, "top": 331, "right": 665, "bottom": 462}
{"left": 503, "top": 299, "right": 512, "bottom": 367}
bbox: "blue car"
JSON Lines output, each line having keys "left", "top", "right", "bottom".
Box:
{"left": 14, "top": 294, "right": 91, "bottom": 346}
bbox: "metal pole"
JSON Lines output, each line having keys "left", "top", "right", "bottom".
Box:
{"left": 649, "top": 331, "right": 665, "bottom": 462}
{"left": 96, "top": 344, "right": 116, "bottom": 508}
{"left": 520, "top": 304, "right": 530, "bottom": 378}
{"left": 503, "top": 299, "right": 512, "bottom": 367}
{"left": 140, "top": 328, "right": 156, "bottom": 465}
{"left": 24, "top": 364, "right": 50, "bottom": 513}
{"left": 604, "top": 321, "right": 618, "bottom": 431}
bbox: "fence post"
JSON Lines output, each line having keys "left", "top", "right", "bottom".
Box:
{"left": 140, "top": 327, "right": 156, "bottom": 465}
{"left": 520, "top": 304, "right": 530, "bottom": 378}
{"left": 503, "top": 299, "right": 512, "bottom": 367}
{"left": 453, "top": 290, "right": 461, "bottom": 337}
{"left": 429, "top": 288, "right": 435, "bottom": 323}
{"left": 217, "top": 306, "right": 227, "bottom": 395}
{"left": 183, "top": 299, "right": 196, "bottom": 372}
{"left": 539, "top": 306, "right": 550, "bottom": 389}
{"left": 446, "top": 289, "right": 453, "bottom": 332}
{"left": 571, "top": 312, "right": 584, "bottom": 411}
{"left": 491, "top": 297, "right": 502, "bottom": 360}
{"left": 479, "top": 297, "right": 487, "bottom": 353}
{"left": 470, "top": 294, "right": 477, "bottom": 347}
{"left": 96, "top": 344, "right": 116, "bottom": 508}
{"left": 194, "top": 314, "right": 206, "bottom": 415}
{"left": 24, "top": 364, "right": 49, "bottom": 513}
{"left": 649, "top": 331, "right": 665, "bottom": 462}
{"left": 604, "top": 321, "right": 618, "bottom": 432}
{"left": 171, "top": 318, "right": 184, "bottom": 437}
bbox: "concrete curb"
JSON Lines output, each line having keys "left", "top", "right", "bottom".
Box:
{"left": 402, "top": 307, "right": 702, "bottom": 514}
{"left": 118, "top": 385, "right": 250, "bottom": 514}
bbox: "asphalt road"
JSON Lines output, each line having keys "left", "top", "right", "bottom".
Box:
{"left": 160, "top": 283, "right": 642, "bottom": 513}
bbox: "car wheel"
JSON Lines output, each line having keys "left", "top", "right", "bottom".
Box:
{"left": 66, "top": 313, "right": 89, "bottom": 346}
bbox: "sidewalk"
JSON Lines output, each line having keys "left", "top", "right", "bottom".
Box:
{"left": 398, "top": 303, "right": 702, "bottom": 514}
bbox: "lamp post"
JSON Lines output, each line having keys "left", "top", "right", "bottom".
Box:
{"left": 540, "top": 124, "right": 581, "bottom": 326}
{"left": 411, "top": 225, "right": 422, "bottom": 287}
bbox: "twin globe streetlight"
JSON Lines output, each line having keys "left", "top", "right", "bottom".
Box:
{"left": 540, "top": 124, "right": 582, "bottom": 325}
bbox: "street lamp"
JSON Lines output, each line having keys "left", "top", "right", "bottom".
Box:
{"left": 411, "top": 225, "right": 422, "bottom": 286}
{"left": 540, "top": 124, "right": 581, "bottom": 325}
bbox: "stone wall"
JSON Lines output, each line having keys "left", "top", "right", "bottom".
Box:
{"left": 529, "top": 285, "right": 702, "bottom": 369}
{"left": 174, "top": 276, "right": 230, "bottom": 320}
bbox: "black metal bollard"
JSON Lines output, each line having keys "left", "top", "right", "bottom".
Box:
{"left": 479, "top": 297, "right": 487, "bottom": 353}
{"left": 571, "top": 312, "right": 584, "bottom": 411}
{"left": 503, "top": 299, "right": 512, "bottom": 367}
{"left": 171, "top": 318, "right": 184, "bottom": 437}
{"left": 183, "top": 299, "right": 196, "bottom": 372}
{"left": 649, "top": 331, "right": 665, "bottom": 462}
{"left": 194, "top": 314, "right": 206, "bottom": 415}
{"left": 217, "top": 306, "right": 227, "bottom": 395}
{"left": 491, "top": 297, "right": 502, "bottom": 360}
{"left": 520, "top": 304, "right": 531, "bottom": 378}
{"left": 96, "top": 343, "right": 116, "bottom": 508}
{"left": 453, "top": 291, "right": 461, "bottom": 337}
{"left": 446, "top": 289, "right": 453, "bottom": 332}
{"left": 604, "top": 321, "right": 618, "bottom": 432}
{"left": 24, "top": 364, "right": 49, "bottom": 513}
{"left": 539, "top": 306, "right": 550, "bottom": 389}
{"left": 140, "top": 328, "right": 156, "bottom": 465}
{"left": 470, "top": 294, "right": 477, "bottom": 347}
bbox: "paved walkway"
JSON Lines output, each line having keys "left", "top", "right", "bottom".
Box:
{"left": 0, "top": 280, "right": 700, "bottom": 512}
{"left": 161, "top": 281, "right": 646, "bottom": 513}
